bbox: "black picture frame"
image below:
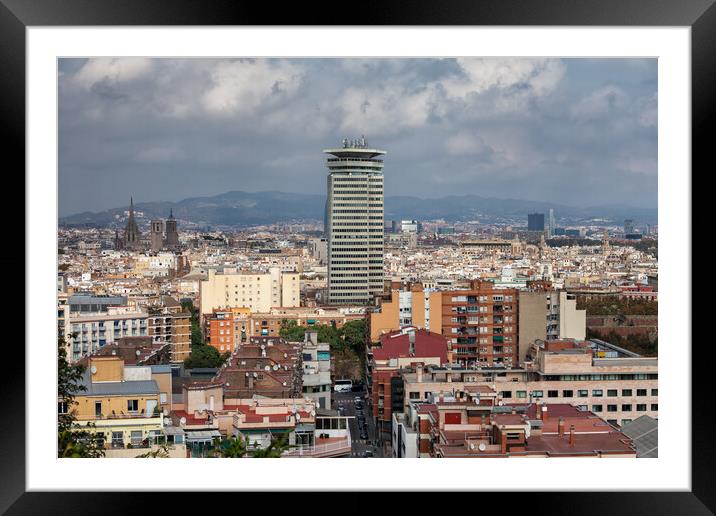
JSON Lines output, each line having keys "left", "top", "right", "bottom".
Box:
{"left": 3, "top": 0, "right": 705, "bottom": 512}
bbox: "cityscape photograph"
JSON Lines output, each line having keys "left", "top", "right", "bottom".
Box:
{"left": 57, "top": 57, "right": 658, "bottom": 460}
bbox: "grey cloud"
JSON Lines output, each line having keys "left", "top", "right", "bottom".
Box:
{"left": 58, "top": 57, "right": 657, "bottom": 216}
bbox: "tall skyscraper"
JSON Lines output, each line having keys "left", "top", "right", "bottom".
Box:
{"left": 548, "top": 208, "right": 556, "bottom": 237}
{"left": 527, "top": 213, "right": 545, "bottom": 232}
{"left": 324, "top": 136, "right": 385, "bottom": 305}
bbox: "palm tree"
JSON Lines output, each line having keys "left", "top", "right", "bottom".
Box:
{"left": 216, "top": 435, "right": 248, "bottom": 458}
{"left": 251, "top": 434, "right": 291, "bottom": 458}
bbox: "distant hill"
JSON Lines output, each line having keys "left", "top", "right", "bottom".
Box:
{"left": 59, "top": 190, "right": 657, "bottom": 228}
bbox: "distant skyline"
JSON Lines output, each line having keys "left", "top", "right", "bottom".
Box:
{"left": 59, "top": 57, "right": 657, "bottom": 217}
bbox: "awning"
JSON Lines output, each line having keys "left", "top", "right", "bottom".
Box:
{"left": 163, "top": 426, "right": 185, "bottom": 436}
{"left": 185, "top": 430, "right": 221, "bottom": 442}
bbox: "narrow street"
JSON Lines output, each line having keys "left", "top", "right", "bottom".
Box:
{"left": 333, "top": 390, "right": 384, "bottom": 458}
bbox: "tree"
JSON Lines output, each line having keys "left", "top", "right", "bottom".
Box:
{"left": 57, "top": 336, "right": 105, "bottom": 458}
{"left": 215, "top": 435, "right": 248, "bottom": 458}
{"left": 181, "top": 300, "right": 204, "bottom": 346}
{"left": 250, "top": 434, "right": 291, "bottom": 458}
{"left": 135, "top": 445, "right": 170, "bottom": 458}
{"left": 184, "top": 344, "right": 229, "bottom": 369}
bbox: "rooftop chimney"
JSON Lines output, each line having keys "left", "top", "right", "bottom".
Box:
{"left": 558, "top": 417, "right": 565, "bottom": 437}
{"left": 416, "top": 366, "right": 423, "bottom": 383}
{"left": 569, "top": 425, "right": 575, "bottom": 447}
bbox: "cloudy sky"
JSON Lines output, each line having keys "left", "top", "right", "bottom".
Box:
{"left": 58, "top": 58, "right": 657, "bottom": 217}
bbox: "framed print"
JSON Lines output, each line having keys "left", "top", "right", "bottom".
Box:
{"left": 3, "top": 0, "right": 707, "bottom": 512}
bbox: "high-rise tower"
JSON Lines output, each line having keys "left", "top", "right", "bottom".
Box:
{"left": 548, "top": 208, "right": 556, "bottom": 237}
{"left": 324, "top": 136, "right": 385, "bottom": 305}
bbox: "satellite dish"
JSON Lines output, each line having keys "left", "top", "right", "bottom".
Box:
{"left": 264, "top": 365, "right": 270, "bottom": 372}
{"left": 90, "top": 366, "right": 97, "bottom": 374}
{"left": 179, "top": 416, "right": 186, "bottom": 425}
{"left": 498, "top": 401, "right": 503, "bottom": 406}
{"left": 310, "top": 410, "right": 316, "bottom": 417}
{"left": 253, "top": 372, "right": 257, "bottom": 378}
{"left": 478, "top": 443, "right": 486, "bottom": 452}
{"left": 136, "top": 350, "right": 141, "bottom": 356}
{"left": 226, "top": 382, "right": 230, "bottom": 387}
{"left": 163, "top": 417, "right": 171, "bottom": 425}
{"left": 469, "top": 443, "right": 475, "bottom": 450}
{"left": 273, "top": 365, "right": 279, "bottom": 370}
{"left": 245, "top": 372, "right": 249, "bottom": 377}
{"left": 296, "top": 414, "right": 301, "bottom": 421}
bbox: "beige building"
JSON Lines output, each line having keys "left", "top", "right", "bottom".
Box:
{"left": 400, "top": 340, "right": 657, "bottom": 429}
{"left": 199, "top": 267, "right": 300, "bottom": 317}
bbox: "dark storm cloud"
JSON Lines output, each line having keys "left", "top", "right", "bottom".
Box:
{"left": 58, "top": 57, "right": 657, "bottom": 216}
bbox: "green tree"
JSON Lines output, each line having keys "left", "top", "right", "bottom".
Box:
{"left": 184, "top": 345, "right": 229, "bottom": 369}
{"left": 181, "top": 300, "right": 204, "bottom": 346}
{"left": 251, "top": 434, "right": 291, "bottom": 458}
{"left": 215, "top": 435, "right": 248, "bottom": 458}
{"left": 135, "top": 445, "right": 170, "bottom": 458}
{"left": 57, "top": 336, "right": 105, "bottom": 458}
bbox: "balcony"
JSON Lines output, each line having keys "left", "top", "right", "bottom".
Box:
{"left": 283, "top": 436, "right": 352, "bottom": 458}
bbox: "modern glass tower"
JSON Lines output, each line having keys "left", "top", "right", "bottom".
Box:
{"left": 324, "top": 137, "right": 385, "bottom": 305}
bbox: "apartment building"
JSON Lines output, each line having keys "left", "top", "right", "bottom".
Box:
{"left": 370, "top": 281, "right": 586, "bottom": 367}
{"left": 63, "top": 356, "right": 165, "bottom": 450}
{"left": 368, "top": 328, "right": 449, "bottom": 437}
{"left": 148, "top": 310, "right": 192, "bottom": 363}
{"left": 205, "top": 306, "right": 365, "bottom": 353}
{"left": 301, "top": 332, "right": 333, "bottom": 410}
{"left": 398, "top": 339, "right": 657, "bottom": 429}
{"left": 199, "top": 267, "right": 300, "bottom": 316}
{"left": 68, "top": 307, "right": 149, "bottom": 362}
{"left": 423, "top": 395, "right": 636, "bottom": 458}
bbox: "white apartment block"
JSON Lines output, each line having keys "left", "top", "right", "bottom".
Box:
{"left": 67, "top": 308, "right": 149, "bottom": 362}
{"left": 199, "top": 267, "right": 300, "bottom": 316}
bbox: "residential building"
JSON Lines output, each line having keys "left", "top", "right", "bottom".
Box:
{"left": 68, "top": 307, "right": 149, "bottom": 362}
{"left": 528, "top": 213, "right": 545, "bottom": 232}
{"left": 199, "top": 267, "right": 300, "bottom": 316}
{"left": 325, "top": 137, "right": 385, "bottom": 305}
{"left": 64, "top": 356, "right": 165, "bottom": 451}
{"left": 301, "top": 331, "right": 332, "bottom": 410}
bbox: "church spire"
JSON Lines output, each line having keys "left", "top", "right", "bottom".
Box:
{"left": 169, "top": 207, "right": 174, "bottom": 219}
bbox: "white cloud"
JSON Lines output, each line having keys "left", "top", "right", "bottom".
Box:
{"left": 201, "top": 59, "right": 304, "bottom": 117}
{"left": 570, "top": 84, "right": 628, "bottom": 120}
{"left": 74, "top": 58, "right": 153, "bottom": 89}
{"left": 443, "top": 58, "right": 565, "bottom": 100}
{"left": 134, "top": 145, "right": 185, "bottom": 163}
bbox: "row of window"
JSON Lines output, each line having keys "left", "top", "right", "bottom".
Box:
{"left": 500, "top": 388, "right": 658, "bottom": 399}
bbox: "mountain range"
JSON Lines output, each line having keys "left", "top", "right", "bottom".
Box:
{"left": 59, "top": 190, "right": 657, "bottom": 228}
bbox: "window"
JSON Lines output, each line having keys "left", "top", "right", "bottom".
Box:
{"left": 409, "top": 392, "right": 420, "bottom": 400}
{"left": 577, "top": 405, "right": 588, "bottom": 411}
{"left": 607, "top": 419, "right": 618, "bottom": 426}
{"left": 501, "top": 391, "right": 512, "bottom": 399}
{"left": 607, "top": 389, "right": 618, "bottom": 397}
{"left": 637, "top": 389, "right": 647, "bottom": 396}
{"left": 621, "top": 419, "right": 632, "bottom": 425}
{"left": 592, "top": 405, "right": 603, "bottom": 412}
{"left": 607, "top": 405, "right": 618, "bottom": 412}
{"left": 636, "top": 404, "right": 647, "bottom": 411}
{"left": 651, "top": 404, "right": 658, "bottom": 411}
{"left": 532, "top": 391, "right": 543, "bottom": 398}
{"left": 131, "top": 430, "right": 143, "bottom": 446}
{"left": 517, "top": 391, "right": 527, "bottom": 399}
{"left": 651, "top": 388, "right": 658, "bottom": 396}
{"left": 592, "top": 389, "right": 603, "bottom": 397}
{"left": 95, "top": 401, "right": 102, "bottom": 417}
{"left": 621, "top": 404, "right": 632, "bottom": 411}
{"left": 127, "top": 399, "right": 139, "bottom": 412}
{"left": 58, "top": 401, "right": 68, "bottom": 414}
{"left": 111, "top": 431, "right": 124, "bottom": 448}
{"left": 622, "top": 389, "right": 632, "bottom": 396}
{"left": 578, "top": 390, "right": 588, "bottom": 397}
{"left": 548, "top": 390, "right": 559, "bottom": 398}
{"left": 562, "top": 390, "right": 573, "bottom": 398}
